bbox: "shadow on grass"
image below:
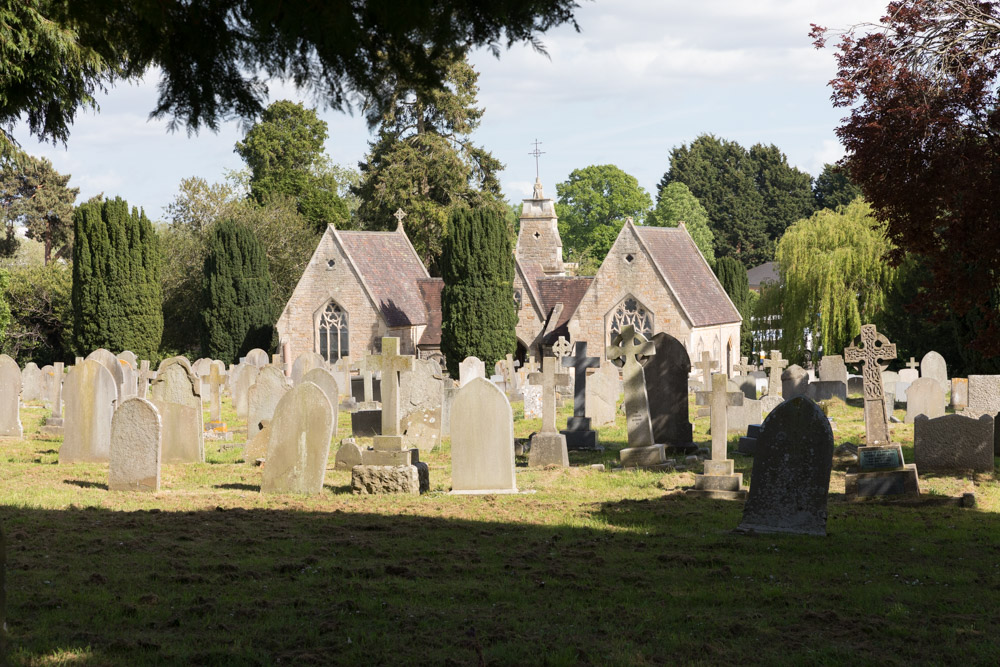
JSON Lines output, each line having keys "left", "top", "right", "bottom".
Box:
{"left": 63, "top": 480, "right": 108, "bottom": 490}
{"left": 212, "top": 483, "right": 260, "bottom": 492}
{"left": 34, "top": 449, "right": 57, "bottom": 455}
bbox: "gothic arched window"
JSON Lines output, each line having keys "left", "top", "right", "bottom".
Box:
{"left": 609, "top": 297, "right": 653, "bottom": 340}
{"left": 318, "top": 302, "right": 349, "bottom": 362}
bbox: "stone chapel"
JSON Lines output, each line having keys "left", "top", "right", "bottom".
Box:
{"left": 276, "top": 177, "right": 742, "bottom": 374}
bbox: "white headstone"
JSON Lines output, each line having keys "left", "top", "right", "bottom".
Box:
{"left": 458, "top": 356, "right": 487, "bottom": 387}
{"left": 0, "top": 355, "right": 22, "bottom": 438}
{"left": 60, "top": 360, "right": 116, "bottom": 462}
{"left": 451, "top": 378, "right": 517, "bottom": 494}
{"left": 109, "top": 397, "right": 162, "bottom": 492}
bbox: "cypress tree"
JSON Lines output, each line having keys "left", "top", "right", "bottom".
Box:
{"left": 714, "top": 255, "right": 753, "bottom": 357}
{"left": 71, "top": 197, "right": 162, "bottom": 357}
{"left": 440, "top": 206, "right": 517, "bottom": 377}
{"left": 201, "top": 219, "right": 274, "bottom": 364}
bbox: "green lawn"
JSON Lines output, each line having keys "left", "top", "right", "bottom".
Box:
{"left": 1, "top": 392, "right": 998, "bottom": 665}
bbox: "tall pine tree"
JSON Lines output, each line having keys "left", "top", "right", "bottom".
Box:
{"left": 440, "top": 205, "right": 516, "bottom": 377}
{"left": 200, "top": 219, "right": 274, "bottom": 364}
{"left": 714, "top": 255, "right": 752, "bottom": 356}
{"left": 71, "top": 197, "right": 162, "bottom": 357}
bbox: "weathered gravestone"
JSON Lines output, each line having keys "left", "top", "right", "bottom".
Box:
{"left": 40, "top": 365, "right": 54, "bottom": 406}
{"left": 695, "top": 351, "right": 718, "bottom": 393}
{"left": 60, "top": 360, "right": 116, "bottom": 463}
{"left": 737, "top": 397, "right": 834, "bottom": 536}
{"left": 301, "top": 367, "right": 339, "bottom": 410}
{"left": 191, "top": 357, "right": 213, "bottom": 378}
{"left": 148, "top": 358, "right": 204, "bottom": 464}
{"left": 451, "top": 377, "right": 517, "bottom": 494}
{"left": 261, "top": 382, "right": 335, "bottom": 494}
{"left": 245, "top": 348, "right": 269, "bottom": 367}
{"left": 586, "top": 362, "right": 620, "bottom": 427}
{"left": 399, "top": 358, "right": 444, "bottom": 452}
{"left": 951, "top": 378, "right": 968, "bottom": 410}
{"left": 523, "top": 383, "right": 542, "bottom": 419}
{"left": 806, "top": 381, "right": 847, "bottom": 403}
{"left": 40, "top": 362, "right": 65, "bottom": 436}
{"left": 904, "top": 377, "right": 946, "bottom": 424}
{"left": 117, "top": 352, "right": 138, "bottom": 398}
{"left": 248, "top": 366, "right": 290, "bottom": 440}
{"left": 204, "top": 360, "right": 227, "bottom": 430}
{"left": 896, "top": 358, "right": 920, "bottom": 403}
{"left": 763, "top": 350, "right": 789, "bottom": 397}
{"left": 528, "top": 356, "right": 571, "bottom": 467}
{"left": 0, "top": 356, "right": 22, "bottom": 438}
{"left": 818, "top": 355, "right": 848, "bottom": 385}
{"left": 20, "top": 362, "right": 42, "bottom": 402}
{"left": 459, "top": 356, "right": 486, "bottom": 387}
{"left": 560, "top": 342, "right": 601, "bottom": 450}
{"left": 86, "top": 348, "right": 124, "bottom": 402}
{"left": 108, "top": 398, "right": 162, "bottom": 492}
{"left": 689, "top": 373, "right": 747, "bottom": 500}
{"left": 733, "top": 357, "right": 757, "bottom": 400}
{"left": 642, "top": 332, "right": 695, "bottom": 451}
{"left": 914, "top": 413, "right": 994, "bottom": 473}
{"left": 291, "top": 352, "right": 326, "bottom": 386}
{"left": 609, "top": 325, "right": 662, "bottom": 467}
{"left": 881, "top": 370, "right": 899, "bottom": 415}
{"left": 920, "top": 351, "right": 948, "bottom": 393}
{"left": 728, "top": 398, "right": 763, "bottom": 433}
{"left": 233, "top": 364, "right": 260, "bottom": 420}
{"left": 781, "top": 364, "right": 809, "bottom": 400}
{"left": 967, "top": 375, "right": 1000, "bottom": 414}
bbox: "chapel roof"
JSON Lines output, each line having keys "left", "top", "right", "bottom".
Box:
{"left": 634, "top": 226, "right": 742, "bottom": 327}
{"left": 337, "top": 229, "right": 430, "bottom": 327}
{"left": 536, "top": 276, "right": 593, "bottom": 338}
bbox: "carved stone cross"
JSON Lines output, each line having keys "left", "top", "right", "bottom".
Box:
{"left": 845, "top": 324, "right": 897, "bottom": 446}
{"left": 696, "top": 351, "right": 718, "bottom": 392}
{"left": 393, "top": 208, "right": 407, "bottom": 224}
{"left": 552, "top": 336, "right": 572, "bottom": 360}
{"left": 529, "top": 356, "right": 571, "bottom": 434}
{"left": 733, "top": 356, "right": 754, "bottom": 376}
{"left": 696, "top": 373, "right": 744, "bottom": 461}
{"left": 207, "top": 361, "right": 226, "bottom": 423}
{"left": 138, "top": 360, "right": 157, "bottom": 399}
{"left": 608, "top": 325, "right": 656, "bottom": 447}
{"left": 762, "top": 350, "right": 788, "bottom": 397}
{"left": 562, "top": 342, "right": 600, "bottom": 418}
{"left": 364, "top": 337, "right": 416, "bottom": 438}
{"left": 906, "top": 357, "right": 919, "bottom": 372}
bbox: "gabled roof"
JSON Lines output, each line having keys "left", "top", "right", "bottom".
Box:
{"left": 416, "top": 278, "right": 444, "bottom": 346}
{"left": 536, "top": 276, "right": 593, "bottom": 332}
{"left": 633, "top": 225, "right": 742, "bottom": 327}
{"left": 336, "top": 228, "right": 430, "bottom": 327}
{"left": 747, "top": 261, "right": 779, "bottom": 289}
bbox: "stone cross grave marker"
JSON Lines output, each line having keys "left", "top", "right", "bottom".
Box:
{"left": 906, "top": 357, "right": 919, "bottom": 372}
{"left": 552, "top": 336, "right": 572, "bottom": 360}
{"left": 732, "top": 355, "right": 757, "bottom": 400}
{"left": 560, "top": 342, "right": 601, "bottom": 449}
{"left": 138, "top": 360, "right": 156, "bottom": 399}
{"left": 688, "top": 373, "right": 746, "bottom": 499}
{"left": 763, "top": 350, "right": 788, "bottom": 397}
{"left": 733, "top": 356, "right": 754, "bottom": 376}
{"left": 608, "top": 325, "right": 656, "bottom": 449}
{"left": 528, "top": 356, "right": 572, "bottom": 466}
{"left": 364, "top": 337, "right": 416, "bottom": 450}
{"left": 696, "top": 351, "right": 718, "bottom": 392}
{"left": 206, "top": 361, "right": 226, "bottom": 424}
{"left": 844, "top": 324, "right": 896, "bottom": 446}
{"left": 502, "top": 353, "right": 521, "bottom": 396}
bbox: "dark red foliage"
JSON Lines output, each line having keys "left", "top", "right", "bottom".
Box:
{"left": 815, "top": 1, "right": 1000, "bottom": 355}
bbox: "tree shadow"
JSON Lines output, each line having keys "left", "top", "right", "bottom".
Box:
{"left": 213, "top": 483, "right": 260, "bottom": 492}
{"left": 34, "top": 449, "right": 58, "bottom": 455}
{"left": 63, "top": 480, "right": 108, "bottom": 490}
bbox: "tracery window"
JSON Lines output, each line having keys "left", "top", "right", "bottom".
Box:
{"left": 318, "top": 302, "right": 349, "bottom": 362}
{"left": 609, "top": 297, "right": 653, "bottom": 339}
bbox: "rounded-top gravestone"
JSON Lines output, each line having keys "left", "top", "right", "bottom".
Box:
{"left": 109, "top": 397, "right": 162, "bottom": 492}
{"left": 641, "top": 332, "right": 693, "bottom": 447}
{"left": 920, "top": 351, "right": 948, "bottom": 393}
{"left": 87, "top": 348, "right": 124, "bottom": 400}
{"left": 20, "top": 362, "right": 42, "bottom": 402}
{"left": 261, "top": 382, "right": 336, "bottom": 494}
{"left": 148, "top": 357, "right": 204, "bottom": 464}
{"left": 301, "top": 367, "right": 339, "bottom": 408}
{"left": 248, "top": 365, "right": 290, "bottom": 439}
{"left": 245, "top": 348, "right": 269, "bottom": 367}
{"left": 60, "top": 360, "right": 116, "bottom": 462}
{"left": 451, "top": 377, "right": 516, "bottom": 494}
{"left": 0, "top": 355, "right": 22, "bottom": 438}
{"left": 291, "top": 352, "right": 326, "bottom": 386}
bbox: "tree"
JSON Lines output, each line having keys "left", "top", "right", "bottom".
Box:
{"left": 201, "top": 219, "right": 274, "bottom": 364}
{"left": 813, "top": 2, "right": 1000, "bottom": 356}
{"left": 0, "top": 156, "right": 79, "bottom": 263}
{"left": 813, "top": 163, "right": 861, "bottom": 211}
{"left": 440, "top": 205, "right": 517, "bottom": 377}
{"left": 235, "top": 100, "right": 350, "bottom": 232}
{"left": 0, "top": 259, "right": 71, "bottom": 365}
{"left": 72, "top": 197, "right": 162, "bottom": 358}
{"left": 645, "top": 181, "right": 715, "bottom": 265}
{"left": 775, "top": 198, "right": 896, "bottom": 362}
{"left": 354, "top": 53, "right": 504, "bottom": 274}
{"left": 658, "top": 134, "right": 814, "bottom": 266}
{"left": 714, "top": 256, "right": 753, "bottom": 356}
{"left": 2, "top": 1, "right": 580, "bottom": 160}
{"left": 555, "top": 165, "right": 652, "bottom": 268}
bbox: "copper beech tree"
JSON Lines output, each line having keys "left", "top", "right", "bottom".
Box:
{"left": 813, "top": 1, "right": 1000, "bottom": 356}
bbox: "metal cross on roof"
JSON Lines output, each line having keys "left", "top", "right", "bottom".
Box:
{"left": 529, "top": 139, "right": 545, "bottom": 179}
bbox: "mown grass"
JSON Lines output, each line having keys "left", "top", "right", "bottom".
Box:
{"left": 2, "top": 390, "right": 999, "bottom": 665}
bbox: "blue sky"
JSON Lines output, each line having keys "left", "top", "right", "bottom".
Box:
{"left": 11, "top": 0, "right": 886, "bottom": 221}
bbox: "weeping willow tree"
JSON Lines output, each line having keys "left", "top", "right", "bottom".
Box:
{"left": 775, "top": 198, "right": 895, "bottom": 361}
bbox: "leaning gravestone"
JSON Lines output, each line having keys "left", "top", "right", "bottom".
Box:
{"left": 781, "top": 364, "right": 809, "bottom": 400}
{"left": 301, "top": 367, "right": 339, "bottom": 410}
{"left": 0, "top": 356, "right": 22, "bottom": 439}
{"left": 914, "top": 413, "right": 994, "bottom": 473}
{"left": 108, "top": 398, "right": 162, "bottom": 492}
{"left": 451, "top": 378, "right": 517, "bottom": 494}
{"left": 245, "top": 348, "right": 269, "bottom": 367}
{"left": 86, "top": 348, "right": 124, "bottom": 402}
{"left": 148, "top": 357, "right": 204, "bottom": 464}
{"left": 904, "top": 377, "right": 946, "bottom": 424}
{"left": 247, "top": 366, "right": 290, "bottom": 440}
{"left": 642, "top": 332, "right": 695, "bottom": 452}
{"left": 458, "top": 356, "right": 486, "bottom": 387}
{"left": 234, "top": 364, "right": 260, "bottom": 419}
{"left": 60, "top": 360, "right": 116, "bottom": 463}
{"left": 261, "top": 382, "right": 335, "bottom": 494}
{"left": 920, "top": 351, "right": 948, "bottom": 393}
{"left": 737, "top": 397, "right": 834, "bottom": 536}
{"left": 20, "top": 362, "right": 42, "bottom": 402}
{"left": 586, "top": 362, "right": 620, "bottom": 427}
{"left": 291, "top": 352, "right": 326, "bottom": 386}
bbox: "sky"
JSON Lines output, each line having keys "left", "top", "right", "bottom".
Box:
{"left": 11, "top": 0, "right": 887, "bottom": 221}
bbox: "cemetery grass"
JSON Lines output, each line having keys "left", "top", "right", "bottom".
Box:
{"left": 2, "top": 397, "right": 1000, "bottom": 665}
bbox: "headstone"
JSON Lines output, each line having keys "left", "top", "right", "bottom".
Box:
{"left": 967, "top": 375, "right": 1000, "bottom": 414}
{"left": 20, "top": 362, "right": 42, "bottom": 402}
{"left": 920, "top": 351, "right": 948, "bottom": 393}
{"left": 817, "top": 355, "right": 848, "bottom": 384}
{"left": 247, "top": 366, "right": 290, "bottom": 440}
{"left": 333, "top": 438, "right": 363, "bottom": 470}
{"left": 40, "top": 362, "right": 65, "bottom": 436}
{"left": 695, "top": 351, "right": 718, "bottom": 393}
{"left": 500, "top": 353, "right": 522, "bottom": 398}
{"left": 148, "top": 357, "right": 204, "bottom": 464}
{"left": 301, "top": 367, "right": 339, "bottom": 409}
{"left": 0, "top": 356, "right": 22, "bottom": 438}
{"left": 261, "top": 382, "right": 335, "bottom": 494}
{"left": 138, "top": 360, "right": 156, "bottom": 399}
{"left": 642, "top": 332, "right": 695, "bottom": 451}
{"left": 585, "top": 363, "right": 620, "bottom": 427}
{"left": 399, "top": 358, "right": 444, "bottom": 450}
{"left": 845, "top": 324, "right": 896, "bottom": 447}
{"left": 608, "top": 325, "right": 662, "bottom": 467}
{"left": 459, "top": 357, "right": 486, "bottom": 387}
{"left": 292, "top": 352, "right": 326, "bottom": 386}
{"left": 736, "top": 397, "right": 834, "bottom": 536}
{"left": 523, "top": 383, "right": 542, "bottom": 419}
{"left": 914, "top": 413, "right": 994, "bottom": 473}
{"left": 951, "top": 378, "right": 968, "bottom": 409}
{"left": 281, "top": 342, "right": 293, "bottom": 377}
{"left": 727, "top": 398, "right": 763, "bottom": 433}
{"left": 763, "top": 350, "right": 788, "bottom": 397}
{"left": 689, "top": 373, "right": 747, "bottom": 500}
{"left": 117, "top": 355, "right": 138, "bottom": 398}
{"left": 904, "top": 377, "right": 946, "bottom": 424}
{"left": 234, "top": 364, "right": 260, "bottom": 419}
{"left": 330, "top": 359, "right": 351, "bottom": 400}
{"left": 204, "top": 360, "right": 227, "bottom": 428}
{"left": 527, "top": 356, "right": 571, "bottom": 467}
{"left": 781, "top": 364, "right": 809, "bottom": 400}
{"left": 244, "top": 419, "right": 271, "bottom": 463}
{"left": 245, "top": 348, "right": 269, "bottom": 367}
{"left": 732, "top": 356, "right": 757, "bottom": 400}
{"left": 108, "top": 398, "right": 162, "bottom": 492}
{"left": 559, "top": 342, "right": 601, "bottom": 450}
{"left": 451, "top": 378, "right": 517, "bottom": 494}
{"left": 847, "top": 376, "right": 864, "bottom": 396}
{"left": 86, "top": 348, "right": 124, "bottom": 402}
{"left": 805, "top": 381, "right": 847, "bottom": 403}
{"left": 191, "top": 357, "right": 213, "bottom": 378}
{"left": 60, "top": 360, "right": 116, "bottom": 462}
{"left": 39, "top": 365, "right": 54, "bottom": 406}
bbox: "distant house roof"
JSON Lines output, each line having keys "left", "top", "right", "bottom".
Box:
{"left": 337, "top": 229, "right": 430, "bottom": 327}
{"left": 634, "top": 226, "right": 742, "bottom": 327}
{"left": 416, "top": 278, "right": 444, "bottom": 347}
{"left": 747, "top": 261, "right": 779, "bottom": 290}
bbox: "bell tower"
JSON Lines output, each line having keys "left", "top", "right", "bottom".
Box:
{"left": 515, "top": 177, "right": 565, "bottom": 276}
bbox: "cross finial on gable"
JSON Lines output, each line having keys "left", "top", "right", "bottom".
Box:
{"left": 393, "top": 208, "right": 407, "bottom": 229}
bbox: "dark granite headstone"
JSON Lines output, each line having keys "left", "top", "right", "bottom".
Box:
{"left": 351, "top": 409, "right": 382, "bottom": 437}
{"left": 737, "top": 397, "right": 834, "bottom": 536}
{"left": 351, "top": 376, "right": 381, "bottom": 403}
{"left": 641, "top": 332, "right": 694, "bottom": 450}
